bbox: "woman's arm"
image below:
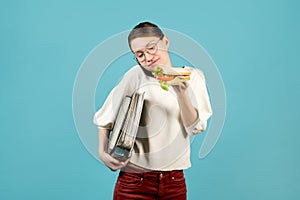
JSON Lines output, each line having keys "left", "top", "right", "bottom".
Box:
{"left": 98, "top": 128, "right": 129, "bottom": 171}
{"left": 173, "top": 82, "right": 198, "bottom": 127}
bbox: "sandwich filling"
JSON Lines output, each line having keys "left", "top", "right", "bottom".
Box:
{"left": 152, "top": 66, "right": 191, "bottom": 91}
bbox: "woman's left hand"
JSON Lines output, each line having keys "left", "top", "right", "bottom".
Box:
{"left": 172, "top": 81, "right": 189, "bottom": 96}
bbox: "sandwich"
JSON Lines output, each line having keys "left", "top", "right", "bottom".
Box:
{"left": 152, "top": 66, "right": 191, "bottom": 91}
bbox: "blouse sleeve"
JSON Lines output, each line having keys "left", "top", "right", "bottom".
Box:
{"left": 93, "top": 69, "right": 138, "bottom": 131}
{"left": 184, "top": 68, "right": 213, "bottom": 135}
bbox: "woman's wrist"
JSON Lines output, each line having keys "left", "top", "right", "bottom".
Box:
{"left": 176, "top": 90, "right": 189, "bottom": 102}
{"left": 98, "top": 148, "right": 108, "bottom": 158}
{"left": 98, "top": 151, "right": 109, "bottom": 163}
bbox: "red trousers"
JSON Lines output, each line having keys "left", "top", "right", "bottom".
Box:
{"left": 113, "top": 170, "right": 187, "bottom": 200}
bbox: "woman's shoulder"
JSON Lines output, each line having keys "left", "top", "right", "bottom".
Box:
{"left": 120, "top": 65, "right": 143, "bottom": 80}
{"left": 116, "top": 65, "right": 146, "bottom": 91}
{"left": 123, "top": 65, "right": 144, "bottom": 78}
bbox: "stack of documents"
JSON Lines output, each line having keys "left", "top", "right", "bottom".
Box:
{"left": 108, "top": 91, "right": 145, "bottom": 161}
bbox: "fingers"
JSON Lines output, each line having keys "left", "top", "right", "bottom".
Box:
{"left": 123, "top": 159, "right": 130, "bottom": 166}
{"left": 102, "top": 153, "right": 129, "bottom": 171}
{"left": 172, "top": 81, "right": 189, "bottom": 92}
{"left": 172, "top": 80, "right": 188, "bottom": 87}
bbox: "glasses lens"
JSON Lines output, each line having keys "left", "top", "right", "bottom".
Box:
{"left": 135, "top": 52, "right": 145, "bottom": 61}
{"left": 134, "top": 39, "right": 160, "bottom": 62}
{"left": 147, "top": 43, "right": 157, "bottom": 54}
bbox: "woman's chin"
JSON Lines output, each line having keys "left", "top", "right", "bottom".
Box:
{"left": 143, "top": 65, "right": 156, "bottom": 72}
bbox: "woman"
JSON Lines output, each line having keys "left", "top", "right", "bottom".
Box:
{"left": 94, "top": 21, "right": 212, "bottom": 199}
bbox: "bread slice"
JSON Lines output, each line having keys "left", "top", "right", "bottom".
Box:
{"left": 160, "top": 66, "right": 191, "bottom": 76}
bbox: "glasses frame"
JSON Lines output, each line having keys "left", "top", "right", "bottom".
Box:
{"left": 132, "top": 36, "right": 164, "bottom": 63}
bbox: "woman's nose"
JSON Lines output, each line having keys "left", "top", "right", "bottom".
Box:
{"left": 144, "top": 52, "right": 154, "bottom": 63}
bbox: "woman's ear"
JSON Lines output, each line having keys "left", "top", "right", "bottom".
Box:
{"left": 163, "top": 36, "right": 170, "bottom": 48}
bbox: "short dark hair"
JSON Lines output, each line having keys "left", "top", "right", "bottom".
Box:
{"left": 128, "top": 22, "right": 164, "bottom": 48}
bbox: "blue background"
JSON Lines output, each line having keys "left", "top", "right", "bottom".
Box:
{"left": 1, "top": 0, "right": 299, "bottom": 199}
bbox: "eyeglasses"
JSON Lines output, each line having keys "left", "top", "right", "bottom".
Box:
{"left": 133, "top": 37, "right": 162, "bottom": 63}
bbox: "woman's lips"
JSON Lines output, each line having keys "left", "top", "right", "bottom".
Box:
{"left": 149, "top": 58, "right": 159, "bottom": 67}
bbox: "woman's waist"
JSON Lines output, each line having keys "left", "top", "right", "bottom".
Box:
{"left": 120, "top": 164, "right": 184, "bottom": 180}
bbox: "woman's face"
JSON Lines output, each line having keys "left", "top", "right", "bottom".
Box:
{"left": 130, "top": 36, "right": 170, "bottom": 71}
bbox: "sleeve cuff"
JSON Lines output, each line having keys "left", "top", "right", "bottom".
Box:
{"left": 184, "top": 109, "right": 207, "bottom": 135}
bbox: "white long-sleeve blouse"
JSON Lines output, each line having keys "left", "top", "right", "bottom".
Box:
{"left": 93, "top": 65, "right": 212, "bottom": 170}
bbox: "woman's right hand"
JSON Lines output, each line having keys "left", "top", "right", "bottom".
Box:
{"left": 97, "top": 128, "right": 129, "bottom": 171}
{"left": 99, "top": 151, "right": 129, "bottom": 171}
